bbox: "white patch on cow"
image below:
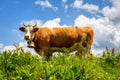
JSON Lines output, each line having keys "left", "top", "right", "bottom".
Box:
{"left": 25, "top": 26, "right": 34, "bottom": 41}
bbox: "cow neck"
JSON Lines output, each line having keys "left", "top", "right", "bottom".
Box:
{"left": 33, "top": 33, "right": 37, "bottom": 42}
{"left": 32, "top": 33, "right": 36, "bottom": 42}
{"left": 32, "top": 36, "right": 35, "bottom": 42}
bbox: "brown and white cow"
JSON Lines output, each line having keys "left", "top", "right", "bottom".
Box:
{"left": 19, "top": 23, "right": 94, "bottom": 58}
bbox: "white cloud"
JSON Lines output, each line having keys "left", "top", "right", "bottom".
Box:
{"left": 110, "top": 0, "right": 120, "bottom": 7}
{"left": 74, "top": 15, "right": 95, "bottom": 26}
{"left": 71, "top": 0, "right": 83, "bottom": 9}
{"left": 43, "top": 18, "right": 61, "bottom": 28}
{"left": 82, "top": 3, "right": 99, "bottom": 13}
{"left": 35, "top": 0, "right": 58, "bottom": 11}
{"left": 92, "top": 49, "right": 103, "bottom": 57}
{"left": 71, "top": 0, "right": 99, "bottom": 14}
{"left": 35, "top": 0, "right": 52, "bottom": 8}
{"left": 62, "top": 0, "right": 67, "bottom": 3}
{"left": 2, "top": 45, "right": 16, "bottom": 52}
{"left": 102, "top": 0, "right": 120, "bottom": 25}
{"left": 100, "top": 0, "right": 120, "bottom": 48}
{"left": 43, "top": 18, "right": 69, "bottom": 28}
{"left": 110, "top": 29, "right": 120, "bottom": 47}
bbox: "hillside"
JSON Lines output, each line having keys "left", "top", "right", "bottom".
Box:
{"left": 0, "top": 46, "right": 120, "bottom": 80}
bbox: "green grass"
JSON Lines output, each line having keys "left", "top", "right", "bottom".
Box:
{"left": 0, "top": 46, "right": 120, "bottom": 80}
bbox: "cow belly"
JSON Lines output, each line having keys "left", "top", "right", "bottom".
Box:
{"left": 52, "top": 42, "right": 74, "bottom": 48}
{"left": 51, "top": 38, "right": 77, "bottom": 48}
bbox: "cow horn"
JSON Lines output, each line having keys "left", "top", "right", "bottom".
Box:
{"left": 23, "top": 23, "right": 27, "bottom": 27}
{"left": 33, "top": 23, "right": 37, "bottom": 27}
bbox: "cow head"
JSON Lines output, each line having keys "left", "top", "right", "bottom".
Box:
{"left": 19, "top": 23, "right": 39, "bottom": 43}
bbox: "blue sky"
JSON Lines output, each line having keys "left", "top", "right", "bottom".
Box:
{"left": 0, "top": 0, "right": 120, "bottom": 55}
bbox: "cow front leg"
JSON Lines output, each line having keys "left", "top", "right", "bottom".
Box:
{"left": 42, "top": 47, "right": 52, "bottom": 60}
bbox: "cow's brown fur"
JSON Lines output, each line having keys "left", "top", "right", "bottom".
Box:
{"left": 32, "top": 26, "right": 94, "bottom": 58}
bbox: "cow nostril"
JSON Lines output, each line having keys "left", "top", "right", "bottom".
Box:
{"left": 24, "top": 36, "right": 29, "bottom": 40}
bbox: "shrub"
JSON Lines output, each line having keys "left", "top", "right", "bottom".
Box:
{"left": 0, "top": 46, "right": 120, "bottom": 80}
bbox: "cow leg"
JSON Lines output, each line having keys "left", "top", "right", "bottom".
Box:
{"left": 42, "top": 47, "right": 52, "bottom": 60}
{"left": 82, "top": 42, "right": 92, "bottom": 57}
{"left": 36, "top": 46, "right": 51, "bottom": 60}
{"left": 87, "top": 46, "right": 92, "bottom": 57}
{"left": 83, "top": 42, "right": 93, "bottom": 58}
{"left": 75, "top": 40, "right": 83, "bottom": 57}
{"left": 76, "top": 37, "right": 91, "bottom": 58}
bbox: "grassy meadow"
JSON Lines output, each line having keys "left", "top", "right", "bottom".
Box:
{"left": 0, "top": 46, "right": 120, "bottom": 80}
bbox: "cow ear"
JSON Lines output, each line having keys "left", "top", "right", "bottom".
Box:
{"left": 34, "top": 27, "right": 39, "bottom": 32}
{"left": 19, "top": 27, "right": 25, "bottom": 32}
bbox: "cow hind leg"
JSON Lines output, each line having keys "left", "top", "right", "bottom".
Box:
{"left": 76, "top": 37, "right": 91, "bottom": 58}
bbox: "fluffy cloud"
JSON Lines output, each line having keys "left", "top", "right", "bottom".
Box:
{"left": 42, "top": 18, "right": 69, "bottom": 28}
{"left": 82, "top": 3, "right": 99, "bottom": 13}
{"left": 102, "top": 0, "right": 120, "bottom": 25}
{"left": 71, "top": 0, "right": 83, "bottom": 9}
{"left": 2, "top": 45, "right": 16, "bottom": 52}
{"left": 100, "top": 0, "right": 120, "bottom": 47}
{"left": 71, "top": 0, "right": 99, "bottom": 14}
{"left": 43, "top": 18, "right": 61, "bottom": 28}
{"left": 35, "top": 0, "right": 58, "bottom": 11}
{"left": 62, "top": 0, "right": 67, "bottom": 3}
